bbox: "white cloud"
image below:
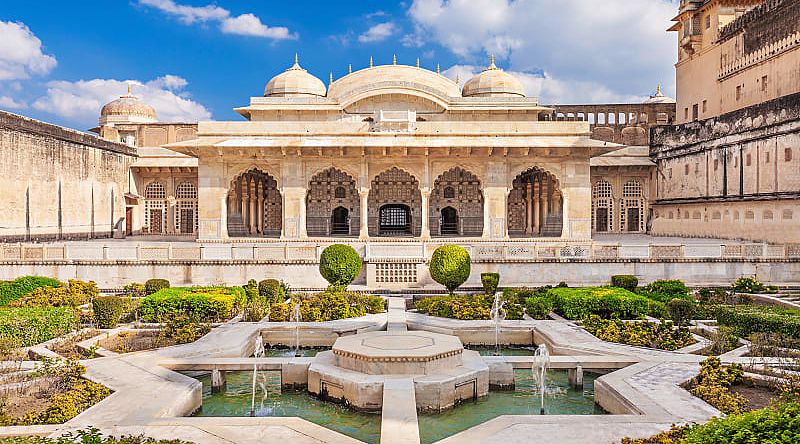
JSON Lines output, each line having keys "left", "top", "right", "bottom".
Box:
{"left": 358, "top": 22, "right": 398, "bottom": 43}
{"left": 408, "top": 0, "right": 677, "bottom": 103}
{"left": 0, "top": 21, "right": 57, "bottom": 81}
{"left": 0, "top": 95, "right": 27, "bottom": 109}
{"left": 32, "top": 75, "right": 211, "bottom": 127}
{"left": 443, "top": 64, "right": 648, "bottom": 104}
{"left": 138, "top": 0, "right": 296, "bottom": 39}
{"left": 220, "top": 13, "right": 295, "bottom": 39}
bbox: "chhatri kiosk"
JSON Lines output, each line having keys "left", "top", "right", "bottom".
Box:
{"left": 166, "top": 56, "right": 615, "bottom": 245}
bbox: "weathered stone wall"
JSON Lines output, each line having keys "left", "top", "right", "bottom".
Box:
{"left": 650, "top": 92, "right": 800, "bottom": 243}
{"left": 0, "top": 111, "right": 136, "bottom": 241}
{"left": 718, "top": 0, "right": 800, "bottom": 52}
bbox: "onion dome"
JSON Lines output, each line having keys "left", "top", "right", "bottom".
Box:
{"left": 264, "top": 54, "right": 327, "bottom": 97}
{"left": 462, "top": 55, "right": 525, "bottom": 98}
{"left": 643, "top": 84, "right": 676, "bottom": 104}
{"left": 99, "top": 85, "right": 157, "bottom": 125}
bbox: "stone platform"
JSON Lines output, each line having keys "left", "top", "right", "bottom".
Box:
{"left": 308, "top": 330, "right": 494, "bottom": 412}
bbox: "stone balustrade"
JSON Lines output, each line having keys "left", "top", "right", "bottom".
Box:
{"left": 1, "top": 239, "right": 797, "bottom": 262}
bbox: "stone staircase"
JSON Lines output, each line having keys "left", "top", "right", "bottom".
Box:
{"left": 226, "top": 214, "right": 249, "bottom": 237}
{"left": 541, "top": 216, "right": 563, "bottom": 237}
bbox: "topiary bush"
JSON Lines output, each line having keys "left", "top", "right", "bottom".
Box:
{"left": 429, "top": 245, "right": 471, "bottom": 294}
{"left": 480, "top": 273, "right": 500, "bottom": 295}
{"left": 92, "top": 296, "right": 126, "bottom": 329}
{"left": 258, "top": 279, "right": 285, "bottom": 304}
{"left": 0, "top": 276, "right": 60, "bottom": 306}
{"left": 611, "top": 275, "right": 638, "bottom": 292}
{"left": 666, "top": 298, "right": 696, "bottom": 326}
{"left": 319, "top": 244, "right": 363, "bottom": 289}
{"left": 144, "top": 279, "right": 170, "bottom": 295}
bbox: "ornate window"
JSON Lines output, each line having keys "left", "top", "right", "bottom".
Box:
{"left": 144, "top": 182, "right": 167, "bottom": 234}
{"left": 592, "top": 180, "right": 614, "bottom": 232}
{"left": 620, "top": 180, "right": 645, "bottom": 232}
{"left": 443, "top": 186, "right": 455, "bottom": 199}
{"left": 174, "top": 182, "right": 198, "bottom": 234}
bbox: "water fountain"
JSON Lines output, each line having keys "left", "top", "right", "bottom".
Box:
{"left": 290, "top": 303, "right": 302, "bottom": 357}
{"left": 250, "top": 334, "right": 264, "bottom": 417}
{"left": 532, "top": 343, "right": 551, "bottom": 415}
{"left": 489, "top": 292, "right": 507, "bottom": 356}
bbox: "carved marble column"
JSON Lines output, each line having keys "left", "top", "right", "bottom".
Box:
{"left": 420, "top": 187, "right": 431, "bottom": 239}
{"left": 359, "top": 188, "right": 369, "bottom": 239}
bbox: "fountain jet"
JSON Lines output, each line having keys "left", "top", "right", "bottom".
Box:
{"left": 291, "top": 303, "right": 302, "bottom": 357}
{"left": 532, "top": 343, "right": 550, "bottom": 415}
{"left": 489, "top": 292, "right": 506, "bottom": 356}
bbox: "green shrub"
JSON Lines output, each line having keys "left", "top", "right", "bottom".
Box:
{"left": 582, "top": 316, "right": 696, "bottom": 351}
{"left": 139, "top": 287, "right": 246, "bottom": 323}
{"left": 0, "top": 276, "right": 60, "bottom": 306}
{"left": 92, "top": 296, "right": 126, "bottom": 329}
{"left": 731, "top": 276, "right": 768, "bottom": 293}
{"left": 684, "top": 401, "right": 800, "bottom": 443}
{"left": 0, "top": 427, "right": 196, "bottom": 443}
{"left": 319, "top": 244, "right": 362, "bottom": 289}
{"left": 415, "top": 294, "right": 524, "bottom": 321}
{"left": 121, "top": 282, "right": 146, "bottom": 298}
{"left": 638, "top": 279, "right": 692, "bottom": 303}
{"left": 160, "top": 315, "right": 211, "bottom": 344}
{"left": 429, "top": 245, "right": 471, "bottom": 294}
{"left": 480, "top": 273, "right": 500, "bottom": 295}
{"left": 524, "top": 296, "right": 553, "bottom": 319}
{"left": 715, "top": 304, "right": 800, "bottom": 340}
{"left": 268, "top": 291, "right": 384, "bottom": 322}
{"left": 0, "top": 307, "right": 76, "bottom": 347}
{"left": 611, "top": 275, "right": 638, "bottom": 292}
{"left": 258, "top": 279, "right": 285, "bottom": 304}
{"left": 144, "top": 279, "right": 170, "bottom": 295}
{"left": 11, "top": 280, "right": 98, "bottom": 308}
{"left": 689, "top": 356, "right": 746, "bottom": 415}
{"left": 666, "top": 298, "right": 696, "bottom": 326}
{"left": 547, "top": 287, "right": 660, "bottom": 320}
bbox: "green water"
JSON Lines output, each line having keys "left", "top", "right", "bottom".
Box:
{"left": 465, "top": 345, "right": 537, "bottom": 356}
{"left": 262, "top": 346, "right": 325, "bottom": 357}
{"left": 192, "top": 369, "right": 603, "bottom": 444}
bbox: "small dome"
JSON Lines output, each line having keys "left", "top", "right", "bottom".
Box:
{"left": 462, "top": 56, "right": 525, "bottom": 98}
{"left": 100, "top": 86, "right": 157, "bottom": 125}
{"left": 265, "top": 55, "right": 326, "bottom": 97}
{"left": 643, "top": 84, "right": 675, "bottom": 104}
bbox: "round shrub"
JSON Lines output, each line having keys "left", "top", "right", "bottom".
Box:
{"left": 258, "top": 279, "right": 285, "bottom": 304}
{"left": 429, "top": 245, "right": 471, "bottom": 294}
{"left": 611, "top": 275, "right": 638, "bottom": 292}
{"left": 666, "top": 298, "right": 696, "bottom": 326}
{"left": 319, "top": 244, "right": 363, "bottom": 288}
{"left": 144, "top": 279, "right": 170, "bottom": 295}
{"left": 525, "top": 296, "right": 553, "bottom": 319}
{"left": 92, "top": 296, "right": 126, "bottom": 329}
{"left": 481, "top": 273, "right": 500, "bottom": 295}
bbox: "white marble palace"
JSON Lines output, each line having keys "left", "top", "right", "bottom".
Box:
{"left": 89, "top": 56, "right": 670, "bottom": 243}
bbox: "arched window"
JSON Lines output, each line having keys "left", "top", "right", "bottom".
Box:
{"left": 144, "top": 182, "right": 167, "bottom": 234}
{"left": 443, "top": 186, "right": 455, "bottom": 199}
{"left": 175, "top": 182, "right": 198, "bottom": 234}
{"left": 592, "top": 180, "right": 613, "bottom": 232}
{"left": 334, "top": 186, "right": 346, "bottom": 199}
{"left": 620, "top": 180, "right": 645, "bottom": 232}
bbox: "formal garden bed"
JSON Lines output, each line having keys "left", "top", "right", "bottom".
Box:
{"left": 0, "top": 428, "right": 195, "bottom": 443}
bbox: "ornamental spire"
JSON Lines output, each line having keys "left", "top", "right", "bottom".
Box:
{"left": 393, "top": 53, "right": 397, "bottom": 65}
{"left": 416, "top": 57, "right": 420, "bottom": 68}
{"left": 369, "top": 56, "right": 373, "bottom": 68}
{"left": 348, "top": 64, "right": 352, "bottom": 74}
{"left": 436, "top": 63, "right": 440, "bottom": 74}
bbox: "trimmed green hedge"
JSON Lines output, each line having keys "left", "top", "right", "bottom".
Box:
{"left": 269, "top": 290, "right": 385, "bottom": 322}
{"left": 92, "top": 296, "right": 126, "bottom": 329}
{"left": 415, "top": 294, "right": 524, "bottom": 321}
{"left": 0, "top": 307, "right": 76, "bottom": 346}
{"left": 611, "top": 275, "right": 638, "bottom": 292}
{"left": 11, "top": 280, "right": 98, "bottom": 308}
{"left": 684, "top": 401, "right": 800, "bottom": 443}
{"left": 637, "top": 279, "right": 692, "bottom": 303}
{"left": 547, "top": 287, "right": 662, "bottom": 320}
{"left": 258, "top": 279, "right": 285, "bottom": 304}
{"left": 139, "top": 287, "right": 246, "bottom": 323}
{"left": 429, "top": 245, "right": 471, "bottom": 294}
{"left": 0, "top": 276, "right": 60, "bottom": 306}
{"left": 480, "top": 273, "right": 500, "bottom": 295}
{"left": 144, "top": 279, "right": 170, "bottom": 295}
{"left": 715, "top": 304, "right": 800, "bottom": 340}
{"left": 319, "top": 244, "right": 362, "bottom": 288}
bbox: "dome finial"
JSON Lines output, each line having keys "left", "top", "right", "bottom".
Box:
{"left": 294, "top": 52, "right": 299, "bottom": 65}
{"left": 329, "top": 71, "right": 334, "bottom": 85}
{"left": 416, "top": 57, "right": 420, "bottom": 68}
{"left": 369, "top": 56, "right": 373, "bottom": 68}
{"left": 393, "top": 53, "right": 397, "bottom": 65}
{"left": 127, "top": 83, "right": 131, "bottom": 96}
{"left": 487, "top": 54, "right": 497, "bottom": 70}
{"left": 455, "top": 74, "right": 460, "bottom": 86}
{"left": 436, "top": 63, "right": 440, "bottom": 74}
{"left": 348, "top": 64, "right": 352, "bottom": 74}
{"left": 656, "top": 83, "right": 662, "bottom": 95}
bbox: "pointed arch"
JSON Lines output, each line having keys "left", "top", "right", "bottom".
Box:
{"left": 507, "top": 167, "right": 562, "bottom": 237}
{"left": 307, "top": 167, "right": 359, "bottom": 237}
{"left": 431, "top": 166, "right": 484, "bottom": 237}
{"left": 368, "top": 167, "right": 422, "bottom": 237}
{"left": 227, "top": 168, "right": 281, "bottom": 237}
{"left": 592, "top": 179, "right": 614, "bottom": 233}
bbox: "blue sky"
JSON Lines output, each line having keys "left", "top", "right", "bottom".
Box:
{"left": 0, "top": 0, "right": 679, "bottom": 129}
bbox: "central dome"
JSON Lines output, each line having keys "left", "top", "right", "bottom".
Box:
{"left": 99, "top": 86, "right": 157, "bottom": 125}
{"left": 462, "top": 56, "right": 525, "bottom": 98}
{"left": 264, "top": 55, "right": 326, "bottom": 97}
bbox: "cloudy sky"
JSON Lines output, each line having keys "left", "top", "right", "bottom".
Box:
{"left": 0, "top": 0, "right": 679, "bottom": 129}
